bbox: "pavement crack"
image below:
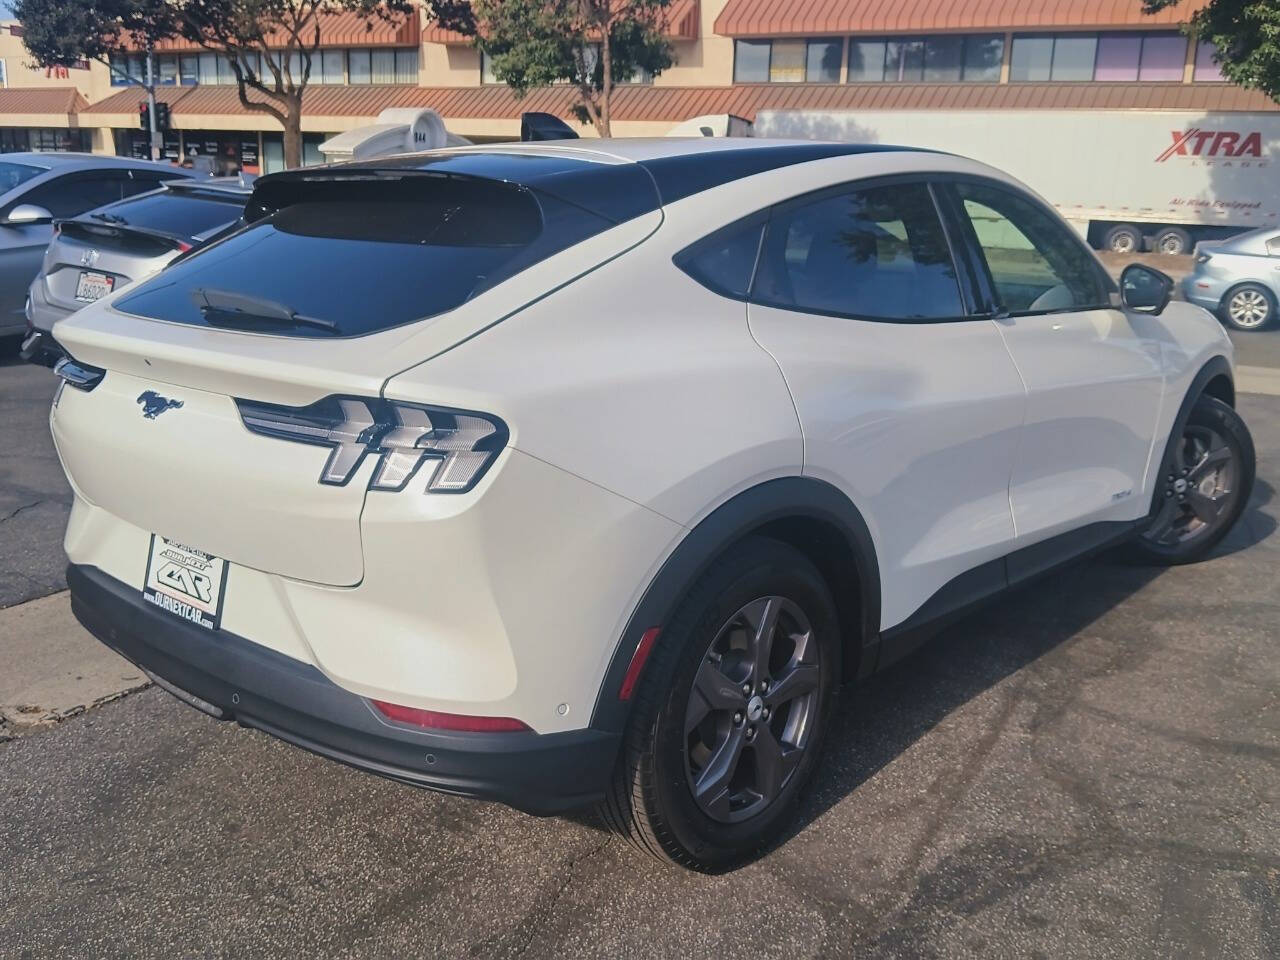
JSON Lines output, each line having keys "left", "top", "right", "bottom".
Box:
{"left": 506, "top": 834, "right": 613, "bottom": 958}
{"left": 0, "top": 499, "right": 50, "bottom": 524}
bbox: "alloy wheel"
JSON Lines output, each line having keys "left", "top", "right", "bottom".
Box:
{"left": 683, "top": 596, "right": 821, "bottom": 824}
{"left": 1227, "top": 289, "right": 1270, "bottom": 329}
{"left": 1144, "top": 424, "right": 1238, "bottom": 547}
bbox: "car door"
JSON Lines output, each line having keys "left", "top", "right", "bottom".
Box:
{"left": 942, "top": 178, "right": 1165, "bottom": 545}
{"left": 745, "top": 177, "right": 1028, "bottom": 632}
{"left": 0, "top": 172, "right": 130, "bottom": 324}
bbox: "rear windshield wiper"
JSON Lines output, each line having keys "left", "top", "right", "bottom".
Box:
{"left": 191, "top": 287, "right": 339, "bottom": 334}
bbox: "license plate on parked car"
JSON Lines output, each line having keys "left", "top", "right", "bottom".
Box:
{"left": 142, "top": 536, "right": 228, "bottom": 630}
{"left": 75, "top": 270, "right": 114, "bottom": 302}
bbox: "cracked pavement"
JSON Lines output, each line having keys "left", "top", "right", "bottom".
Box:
{"left": 0, "top": 337, "right": 1277, "bottom": 958}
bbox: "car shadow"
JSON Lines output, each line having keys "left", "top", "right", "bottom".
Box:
{"left": 560, "top": 475, "right": 1276, "bottom": 863}
{"left": 0, "top": 334, "right": 24, "bottom": 366}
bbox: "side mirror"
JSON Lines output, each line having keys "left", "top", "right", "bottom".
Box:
{"left": 3, "top": 203, "right": 53, "bottom": 226}
{"left": 1120, "top": 263, "right": 1173, "bottom": 315}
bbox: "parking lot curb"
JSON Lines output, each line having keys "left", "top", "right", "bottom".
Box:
{"left": 1236, "top": 365, "right": 1280, "bottom": 397}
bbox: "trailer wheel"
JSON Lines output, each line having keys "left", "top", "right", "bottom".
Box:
{"left": 1103, "top": 223, "right": 1143, "bottom": 255}
{"left": 1153, "top": 226, "right": 1192, "bottom": 256}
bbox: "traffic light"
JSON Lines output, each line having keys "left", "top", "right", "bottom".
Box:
{"left": 137, "top": 101, "right": 171, "bottom": 131}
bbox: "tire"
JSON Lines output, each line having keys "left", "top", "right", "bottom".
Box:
{"left": 1153, "top": 226, "right": 1192, "bottom": 256}
{"left": 1220, "top": 283, "right": 1276, "bottom": 332}
{"left": 599, "top": 536, "right": 840, "bottom": 871}
{"left": 1104, "top": 223, "right": 1143, "bottom": 255}
{"left": 1128, "top": 394, "right": 1255, "bottom": 565}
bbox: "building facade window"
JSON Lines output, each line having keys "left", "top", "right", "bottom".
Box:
{"left": 1193, "top": 40, "right": 1225, "bottom": 82}
{"left": 1011, "top": 31, "right": 1187, "bottom": 82}
{"left": 114, "top": 47, "right": 419, "bottom": 88}
{"left": 847, "top": 34, "right": 1003, "bottom": 83}
{"left": 734, "top": 38, "right": 844, "bottom": 83}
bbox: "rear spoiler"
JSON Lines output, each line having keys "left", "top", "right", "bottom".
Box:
{"left": 54, "top": 217, "right": 194, "bottom": 254}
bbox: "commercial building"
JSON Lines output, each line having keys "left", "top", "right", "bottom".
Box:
{"left": 0, "top": 0, "right": 1275, "bottom": 170}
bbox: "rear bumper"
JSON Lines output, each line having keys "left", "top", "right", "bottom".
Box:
{"left": 27, "top": 275, "right": 73, "bottom": 335}
{"left": 67, "top": 563, "right": 621, "bottom": 815}
{"left": 1180, "top": 274, "right": 1226, "bottom": 312}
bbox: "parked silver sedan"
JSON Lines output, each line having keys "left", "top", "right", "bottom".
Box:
{"left": 0, "top": 153, "right": 192, "bottom": 338}
{"left": 1182, "top": 227, "right": 1280, "bottom": 331}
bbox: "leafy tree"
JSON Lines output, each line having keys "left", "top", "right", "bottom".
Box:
{"left": 1143, "top": 0, "right": 1280, "bottom": 101}
{"left": 14, "top": 0, "right": 463, "bottom": 168}
{"left": 469, "top": 0, "right": 675, "bottom": 137}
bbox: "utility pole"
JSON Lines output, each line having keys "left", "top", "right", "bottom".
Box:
{"left": 145, "top": 46, "right": 160, "bottom": 161}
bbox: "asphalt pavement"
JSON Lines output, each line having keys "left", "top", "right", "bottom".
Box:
{"left": 0, "top": 344, "right": 71, "bottom": 608}
{"left": 1, "top": 328, "right": 1278, "bottom": 958}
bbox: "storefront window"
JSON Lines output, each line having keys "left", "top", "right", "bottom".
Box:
{"left": 1013, "top": 31, "right": 1185, "bottom": 82}
{"left": 180, "top": 55, "right": 199, "bottom": 86}
{"left": 371, "top": 49, "right": 396, "bottom": 83}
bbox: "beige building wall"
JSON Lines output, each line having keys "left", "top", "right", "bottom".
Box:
{"left": 0, "top": 21, "right": 111, "bottom": 96}
{"left": 656, "top": 0, "right": 734, "bottom": 87}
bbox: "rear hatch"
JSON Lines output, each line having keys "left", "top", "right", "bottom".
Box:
{"left": 43, "top": 185, "right": 246, "bottom": 311}
{"left": 50, "top": 153, "right": 662, "bottom": 586}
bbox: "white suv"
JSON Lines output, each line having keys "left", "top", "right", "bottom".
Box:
{"left": 50, "top": 140, "right": 1254, "bottom": 871}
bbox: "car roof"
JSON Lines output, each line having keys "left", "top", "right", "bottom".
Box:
{"left": 256, "top": 138, "right": 933, "bottom": 222}
{"left": 0, "top": 152, "right": 181, "bottom": 173}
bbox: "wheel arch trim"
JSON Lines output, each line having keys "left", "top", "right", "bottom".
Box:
{"left": 588, "top": 476, "right": 881, "bottom": 733}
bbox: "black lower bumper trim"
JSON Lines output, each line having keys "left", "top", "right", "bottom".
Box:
{"left": 67, "top": 564, "right": 619, "bottom": 815}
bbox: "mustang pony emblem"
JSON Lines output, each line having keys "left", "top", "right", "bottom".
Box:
{"left": 137, "top": 390, "right": 184, "bottom": 419}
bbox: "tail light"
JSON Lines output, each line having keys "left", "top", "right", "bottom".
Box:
{"left": 236, "top": 395, "right": 507, "bottom": 493}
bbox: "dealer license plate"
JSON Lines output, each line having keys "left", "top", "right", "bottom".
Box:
{"left": 142, "top": 536, "right": 228, "bottom": 630}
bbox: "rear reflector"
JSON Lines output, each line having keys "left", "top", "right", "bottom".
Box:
{"left": 618, "top": 627, "right": 661, "bottom": 701}
{"left": 370, "top": 699, "right": 530, "bottom": 733}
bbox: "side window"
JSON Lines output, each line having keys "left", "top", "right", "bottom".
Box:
{"left": 752, "top": 181, "right": 964, "bottom": 321}
{"left": 955, "top": 181, "right": 1107, "bottom": 314}
{"left": 674, "top": 216, "right": 764, "bottom": 299}
{"left": 21, "top": 175, "right": 125, "bottom": 218}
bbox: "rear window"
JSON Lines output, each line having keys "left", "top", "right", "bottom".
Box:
{"left": 115, "top": 175, "right": 621, "bottom": 337}
{"left": 92, "top": 189, "right": 244, "bottom": 239}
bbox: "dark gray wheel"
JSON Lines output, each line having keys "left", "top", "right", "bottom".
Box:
{"left": 1221, "top": 283, "right": 1275, "bottom": 331}
{"left": 683, "top": 596, "right": 820, "bottom": 823}
{"left": 1153, "top": 226, "right": 1192, "bottom": 256}
{"left": 1104, "top": 223, "right": 1143, "bottom": 254}
{"left": 599, "top": 537, "right": 839, "bottom": 871}
{"left": 1130, "top": 394, "right": 1255, "bottom": 565}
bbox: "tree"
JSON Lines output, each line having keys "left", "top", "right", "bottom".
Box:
{"left": 14, "top": 0, "right": 454, "bottom": 168}
{"left": 1143, "top": 0, "right": 1280, "bottom": 102}
{"left": 469, "top": 0, "right": 675, "bottom": 137}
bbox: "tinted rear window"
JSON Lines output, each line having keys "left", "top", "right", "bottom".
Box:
{"left": 92, "top": 189, "right": 244, "bottom": 239}
{"left": 115, "top": 175, "right": 618, "bottom": 337}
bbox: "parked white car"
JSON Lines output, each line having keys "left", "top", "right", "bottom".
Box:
{"left": 49, "top": 140, "right": 1254, "bottom": 871}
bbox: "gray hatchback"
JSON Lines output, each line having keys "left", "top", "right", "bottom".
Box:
{"left": 0, "top": 152, "right": 190, "bottom": 338}
{"left": 1182, "top": 227, "right": 1280, "bottom": 332}
{"left": 23, "top": 175, "right": 252, "bottom": 362}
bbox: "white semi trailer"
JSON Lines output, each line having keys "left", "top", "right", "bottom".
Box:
{"left": 755, "top": 107, "right": 1280, "bottom": 255}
